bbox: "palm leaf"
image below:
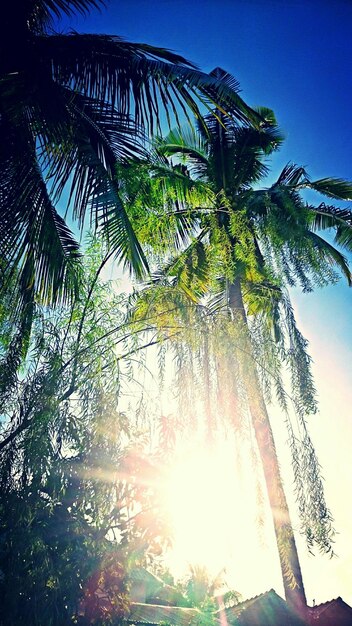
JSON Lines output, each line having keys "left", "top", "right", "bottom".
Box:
{"left": 117, "top": 155, "right": 208, "bottom": 256}
{"left": 305, "top": 177, "right": 352, "bottom": 200}
{"left": 268, "top": 185, "right": 305, "bottom": 224}
{"left": 209, "top": 67, "right": 241, "bottom": 93}
{"left": 161, "top": 233, "right": 210, "bottom": 301}
{"left": 41, "top": 88, "right": 144, "bottom": 215}
{"left": 206, "top": 277, "right": 229, "bottom": 314}
{"left": 309, "top": 203, "right": 352, "bottom": 252}
{"left": 148, "top": 145, "right": 214, "bottom": 210}
{"left": 1, "top": 147, "right": 81, "bottom": 309}
{"left": 38, "top": 35, "right": 260, "bottom": 130}
{"left": 240, "top": 189, "right": 271, "bottom": 219}
{"left": 307, "top": 232, "right": 351, "bottom": 285}
{"left": 26, "top": 1, "right": 104, "bottom": 31}
{"left": 229, "top": 126, "right": 277, "bottom": 190}
{"left": 156, "top": 126, "right": 210, "bottom": 180}
{"left": 1, "top": 1, "right": 104, "bottom": 43}
{"left": 277, "top": 164, "right": 352, "bottom": 201}
{"left": 196, "top": 106, "right": 283, "bottom": 192}
{"left": 32, "top": 86, "right": 149, "bottom": 277}
{"left": 98, "top": 178, "right": 149, "bottom": 279}
{"left": 0, "top": 109, "right": 81, "bottom": 306}
{"left": 275, "top": 163, "right": 307, "bottom": 186}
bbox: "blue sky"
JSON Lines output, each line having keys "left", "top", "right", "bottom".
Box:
{"left": 63, "top": 0, "right": 352, "bottom": 187}
{"left": 57, "top": 0, "right": 352, "bottom": 606}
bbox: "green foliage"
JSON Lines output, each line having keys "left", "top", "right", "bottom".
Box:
{"left": 1, "top": 1, "right": 260, "bottom": 325}
{"left": 121, "top": 95, "right": 352, "bottom": 567}
{"left": 135, "top": 282, "right": 331, "bottom": 558}
{"left": 0, "top": 240, "right": 167, "bottom": 626}
{"left": 152, "top": 563, "right": 241, "bottom": 622}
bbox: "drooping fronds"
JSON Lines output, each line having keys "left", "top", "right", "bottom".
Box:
{"left": 124, "top": 102, "right": 349, "bottom": 563}
{"left": 309, "top": 202, "right": 352, "bottom": 252}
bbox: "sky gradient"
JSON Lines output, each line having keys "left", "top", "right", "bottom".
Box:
{"left": 57, "top": 0, "right": 352, "bottom": 606}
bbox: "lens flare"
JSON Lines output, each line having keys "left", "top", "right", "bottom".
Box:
{"left": 162, "top": 435, "right": 283, "bottom": 597}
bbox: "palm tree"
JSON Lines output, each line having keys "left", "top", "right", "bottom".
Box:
{"left": 0, "top": 1, "right": 259, "bottom": 323}
{"left": 120, "top": 84, "right": 352, "bottom": 615}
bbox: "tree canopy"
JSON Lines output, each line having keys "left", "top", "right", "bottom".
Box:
{"left": 0, "top": 240, "right": 169, "bottom": 625}
{"left": 1, "top": 4, "right": 352, "bottom": 623}
{"left": 0, "top": 0, "right": 259, "bottom": 327}
{"left": 117, "top": 96, "right": 352, "bottom": 612}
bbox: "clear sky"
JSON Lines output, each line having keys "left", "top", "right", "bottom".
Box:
{"left": 57, "top": 0, "right": 352, "bottom": 607}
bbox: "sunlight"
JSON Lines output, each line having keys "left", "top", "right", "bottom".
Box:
{"left": 165, "top": 443, "right": 234, "bottom": 575}
{"left": 162, "top": 435, "right": 281, "bottom": 595}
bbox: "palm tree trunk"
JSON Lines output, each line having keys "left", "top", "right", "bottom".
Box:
{"left": 228, "top": 277, "right": 307, "bottom": 617}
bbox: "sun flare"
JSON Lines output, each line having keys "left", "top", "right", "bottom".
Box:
{"left": 162, "top": 435, "right": 282, "bottom": 596}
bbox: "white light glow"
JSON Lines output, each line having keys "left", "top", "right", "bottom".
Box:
{"left": 162, "top": 435, "right": 280, "bottom": 596}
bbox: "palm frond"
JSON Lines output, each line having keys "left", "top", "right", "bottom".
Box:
{"left": 0, "top": 110, "right": 81, "bottom": 306}
{"left": 209, "top": 67, "right": 241, "bottom": 93}
{"left": 36, "top": 0, "right": 104, "bottom": 24}
{"left": 1, "top": 163, "right": 81, "bottom": 310}
{"left": 240, "top": 190, "right": 271, "bottom": 219}
{"left": 41, "top": 88, "right": 145, "bottom": 213}
{"left": 197, "top": 107, "right": 283, "bottom": 193}
{"left": 268, "top": 185, "right": 306, "bottom": 226}
{"left": 98, "top": 179, "right": 149, "bottom": 279}
{"left": 305, "top": 177, "right": 352, "bottom": 201}
{"left": 2, "top": 2, "right": 104, "bottom": 49}
{"left": 307, "top": 232, "right": 351, "bottom": 285}
{"left": 156, "top": 126, "right": 209, "bottom": 180}
{"left": 38, "top": 35, "right": 260, "bottom": 130}
{"left": 30, "top": 87, "right": 149, "bottom": 278}
{"left": 309, "top": 203, "right": 352, "bottom": 252}
{"left": 252, "top": 107, "right": 285, "bottom": 151}
{"left": 275, "top": 163, "right": 307, "bottom": 186}
{"left": 162, "top": 234, "right": 210, "bottom": 301}
{"left": 149, "top": 159, "right": 212, "bottom": 203}
{"left": 278, "top": 165, "right": 352, "bottom": 201}
{"left": 206, "top": 277, "right": 229, "bottom": 314}
{"left": 116, "top": 156, "right": 208, "bottom": 258}
{"left": 229, "top": 126, "right": 275, "bottom": 190}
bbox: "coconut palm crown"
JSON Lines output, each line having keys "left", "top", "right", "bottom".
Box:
{"left": 0, "top": 0, "right": 260, "bottom": 324}
{"left": 117, "top": 90, "right": 352, "bottom": 614}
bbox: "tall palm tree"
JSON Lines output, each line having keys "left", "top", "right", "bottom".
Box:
{"left": 119, "top": 85, "right": 352, "bottom": 615}
{"left": 0, "top": 1, "right": 259, "bottom": 323}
